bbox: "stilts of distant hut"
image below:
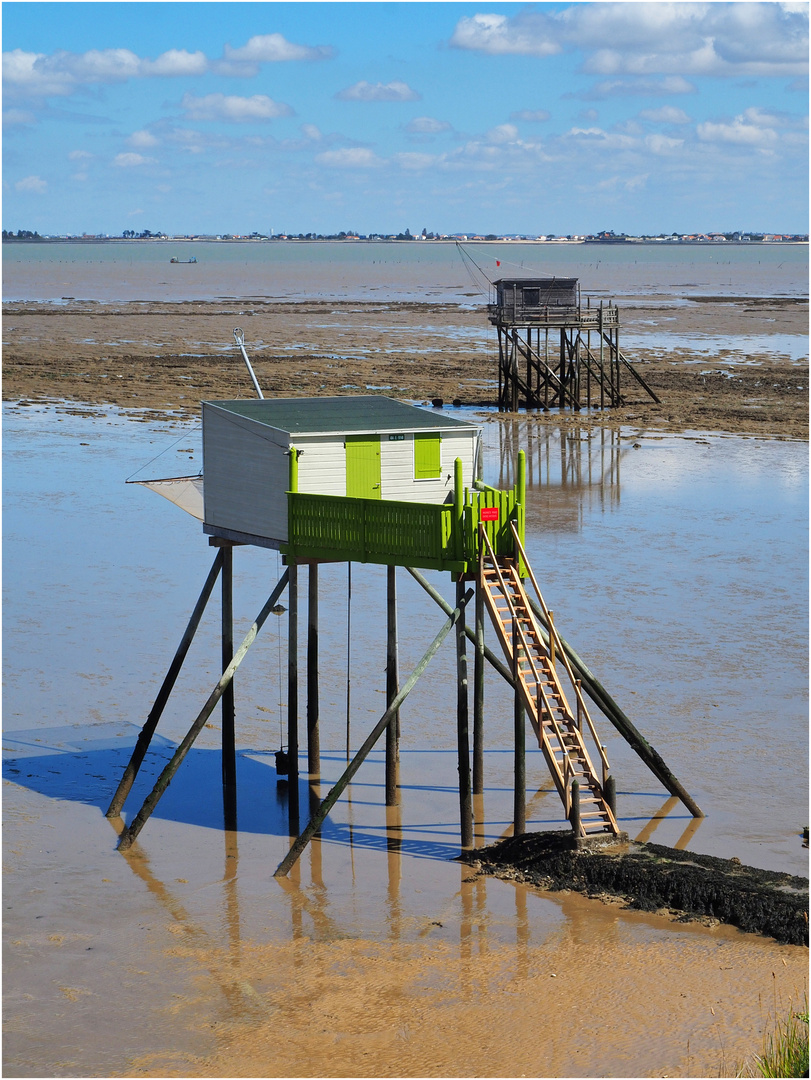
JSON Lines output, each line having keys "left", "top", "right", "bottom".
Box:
{"left": 490, "top": 276, "right": 660, "bottom": 412}
{"left": 108, "top": 334, "right": 699, "bottom": 878}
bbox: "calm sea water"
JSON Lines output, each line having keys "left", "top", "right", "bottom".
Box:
{"left": 3, "top": 402, "right": 807, "bottom": 1076}
{"left": 3, "top": 239, "right": 808, "bottom": 303}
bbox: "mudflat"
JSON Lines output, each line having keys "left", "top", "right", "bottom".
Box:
{"left": 3, "top": 294, "right": 808, "bottom": 437}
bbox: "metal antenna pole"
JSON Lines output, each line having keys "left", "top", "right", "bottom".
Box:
{"left": 233, "top": 328, "right": 264, "bottom": 399}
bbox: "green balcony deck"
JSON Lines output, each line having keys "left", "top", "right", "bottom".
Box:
{"left": 282, "top": 452, "right": 526, "bottom": 573}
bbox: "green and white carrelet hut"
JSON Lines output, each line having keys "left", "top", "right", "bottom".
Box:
{"left": 202, "top": 395, "right": 519, "bottom": 571}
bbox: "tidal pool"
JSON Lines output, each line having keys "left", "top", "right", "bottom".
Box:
{"left": 3, "top": 403, "right": 807, "bottom": 1077}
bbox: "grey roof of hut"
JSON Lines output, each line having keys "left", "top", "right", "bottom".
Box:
{"left": 204, "top": 396, "right": 477, "bottom": 436}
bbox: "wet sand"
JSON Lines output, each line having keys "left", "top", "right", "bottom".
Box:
{"left": 2, "top": 294, "right": 808, "bottom": 437}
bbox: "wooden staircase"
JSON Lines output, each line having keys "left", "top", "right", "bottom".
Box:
{"left": 479, "top": 524, "right": 620, "bottom": 838}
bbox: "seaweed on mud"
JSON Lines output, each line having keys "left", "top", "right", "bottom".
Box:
{"left": 465, "top": 832, "right": 809, "bottom": 947}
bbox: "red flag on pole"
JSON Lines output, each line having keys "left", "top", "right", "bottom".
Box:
{"left": 496, "top": 260, "right": 501, "bottom": 266}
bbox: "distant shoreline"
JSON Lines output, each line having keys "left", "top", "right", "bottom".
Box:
{"left": 3, "top": 237, "right": 808, "bottom": 246}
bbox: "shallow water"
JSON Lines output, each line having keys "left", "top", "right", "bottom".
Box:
{"left": 3, "top": 403, "right": 807, "bottom": 1076}
{"left": 3, "top": 239, "right": 807, "bottom": 303}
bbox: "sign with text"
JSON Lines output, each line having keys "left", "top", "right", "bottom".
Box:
{"left": 480, "top": 507, "right": 499, "bottom": 522}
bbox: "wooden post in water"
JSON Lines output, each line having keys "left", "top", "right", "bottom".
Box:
{"left": 221, "top": 546, "right": 236, "bottom": 791}
{"left": 288, "top": 560, "right": 299, "bottom": 828}
{"left": 604, "top": 773, "right": 617, "bottom": 817}
{"left": 472, "top": 565, "right": 485, "bottom": 796}
{"left": 117, "top": 569, "right": 290, "bottom": 850}
{"left": 569, "top": 778, "right": 581, "bottom": 837}
{"left": 513, "top": 617, "right": 526, "bottom": 836}
{"left": 307, "top": 563, "right": 320, "bottom": 778}
{"left": 106, "top": 550, "right": 224, "bottom": 818}
{"left": 456, "top": 577, "right": 473, "bottom": 849}
{"left": 274, "top": 589, "right": 474, "bottom": 877}
{"left": 385, "top": 564, "right": 400, "bottom": 806}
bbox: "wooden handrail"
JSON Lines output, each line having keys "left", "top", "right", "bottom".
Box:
{"left": 478, "top": 525, "right": 574, "bottom": 800}
{"left": 510, "top": 521, "right": 611, "bottom": 785}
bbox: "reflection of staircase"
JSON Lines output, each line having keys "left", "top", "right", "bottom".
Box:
{"left": 479, "top": 525, "right": 620, "bottom": 838}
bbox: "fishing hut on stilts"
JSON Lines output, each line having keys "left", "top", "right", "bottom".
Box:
{"left": 489, "top": 276, "right": 661, "bottom": 413}
{"left": 107, "top": 332, "right": 700, "bottom": 878}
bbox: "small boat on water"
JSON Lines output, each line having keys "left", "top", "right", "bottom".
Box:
{"left": 170, "top": 256, "right": 198, "bottom": 263}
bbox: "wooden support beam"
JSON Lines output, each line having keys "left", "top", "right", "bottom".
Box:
{"left": 385, "top": 565, "right": 400, "bottom": 806}
{"left": 274, "top": 588, "right": 474, "bottom": 877}
{"left": 307, "top": 563, "right": 320, "bottom": 777}
{"left": 221, "top": 546, "right": 236, "bottom": 791}
{"left": 472, "top": 576, "right": 485, "bottom": 796}
{"left": 456, "top": 577, "right": 473, "bottom": 848}
{"left": 404, "top": 566, "right": 515, "bottom": 687}
{"left": 288, "top": 561, "right": 300, "bottom": 829}
{"left": 513, "top": 617, "right": 526, "bottom": 836}
{"left": 117, "top": 569, "right": 290, "bottom": 850}
{"left": 106, "top": 550, "right": 224, "bottom": 819}
{"left": 525, "top": 594, "right": 703, "bottom": 817}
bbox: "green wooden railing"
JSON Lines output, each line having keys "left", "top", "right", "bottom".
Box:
{"left": 283, "top": 451, "right": 526, "bottom": 573}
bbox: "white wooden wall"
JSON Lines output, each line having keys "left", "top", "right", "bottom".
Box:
{"left": 202, "top": 405, "right": 290, "bottom": 543}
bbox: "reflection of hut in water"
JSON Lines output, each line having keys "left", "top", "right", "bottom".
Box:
{"left": 488, "top": 277, "right": 659, "bottom": 413}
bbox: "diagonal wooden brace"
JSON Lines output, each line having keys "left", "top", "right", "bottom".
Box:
{"left": 117, "top": 568, "right": 290, "bottom": 851}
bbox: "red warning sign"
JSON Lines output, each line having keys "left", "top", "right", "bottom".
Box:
{"left": 480, "top": 507, "right": 499, "bottom": 522}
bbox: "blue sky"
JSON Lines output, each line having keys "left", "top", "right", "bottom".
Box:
{"left": 3, "top": 2, "right": 808, "bottom": 235}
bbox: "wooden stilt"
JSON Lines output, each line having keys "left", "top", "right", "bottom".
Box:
{"left": 513, "top": 617, "right": 526, "bottom": 837}
{"left": 456, "top": 577, "right": 473, "bottom": 849}
{"left": 221, "top": 546, "right": 236, "bottom": 791}
{"left": 385, "top": 565, "right": 400, "bottom": 806}
{"left": 287, "top": 561, "right": 300, "bottom": 828}
{"left": 472, "top": 572, "right": 485, "bottom": 796}
{"left": 307, "top": 563, "right": 320, "bottom": 778}
{"left": 274, "top": 588, "right": 474, "bottom": 877}
{"left": 569, "top": 777, "right": 581, "bottom": 836}
{"left": 106, "top": 550, "right": 223, "bottom": 818}
{"left": 117, "top": 569, "right": 290, "bottom": 851}
{"left": 604, "top": 773, "right": 617, "bottom": 817}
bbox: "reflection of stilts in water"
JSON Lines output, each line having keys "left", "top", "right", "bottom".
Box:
{"left": 385, "top": 800, "right": 402, "bottom": 941}
{"left": 496, "top": 779, "right": 555, "bottom": 842}
{"left": 515, "top": 880, "right": 529, "bottom": 981}
{"left": 106, "top": 816, "right": 264, "bottom": 1018}
{"left": 635, "top": 795, "right": 704, "bottom": 850}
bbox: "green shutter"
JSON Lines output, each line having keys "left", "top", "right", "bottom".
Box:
{"left": 414, "top": 433, "right": 441, "bottom": 479}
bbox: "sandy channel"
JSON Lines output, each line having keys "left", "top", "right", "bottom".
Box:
{"left": 2, "top": 294, "right": 808, "bottom": 438}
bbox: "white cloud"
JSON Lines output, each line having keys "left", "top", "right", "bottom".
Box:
{"left": 142, "top": 49, "right": 208, "bottom": 77}
{"left": 639, "top": 106, "right": 691, "bottom": 124}
{"left": 486, "top": 123, "right": 519, "bottom": 144}
{"left": 697, "top": 117, "right": 779, "bottom": 146}
{"left": 3, "top": 33, "right": 333, "bottom": 103}
{"left": 450, "top": 3, "right": 808, "bottom": 77}
{"left": 222, "top": 33, "right": 333, "bottom": 65}
{"left": 68, "top": 148, "right": 93, "bottom": 160}
{"left": 179, "top": 92, "right": 292, "bottom": 123}
{"left": 450, "top": 14, "right": 560, "bottom": 57}
{"left": 3, "top": 107, "right": 36, "bottom": 126}
{"left": 336, "top": 81, "right": 420, "bottom": 102}
{"left": 394, "top": 152, "right": 436, "bottom": 170}
{"left": 127, "top": 130, "right": 159, "bottom": 149}
{"left": 315, "top": 147, "right": 383, "bottom": 168}
{"left": 645, "top": 133, "right": 685, "bottom": 154}
{"left": 15, "top": 174, "right": 47, "bottom": 193}
{"left": 112, "top": 152, "right": 155, "bottom": 167}
{"left": 579, "top": 76, "right": 697, "bottom": 100}
{"left": 301, "top": 123, "right": 323, "bottom": 141}
{"left": 510, "top": 109, "right": 551, "bottom": 123}
{"left": 405, "top": 116, "right": 451, "bottom": 134}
